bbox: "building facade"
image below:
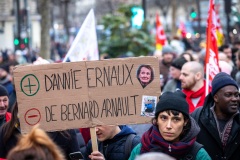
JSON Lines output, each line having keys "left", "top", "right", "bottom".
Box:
{"left": 0, "top": 0, "right": 40, "bottom": 50}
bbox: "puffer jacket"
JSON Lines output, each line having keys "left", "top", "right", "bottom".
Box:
{"left": 86, "top": 125, "right": 140, "bottom": 160}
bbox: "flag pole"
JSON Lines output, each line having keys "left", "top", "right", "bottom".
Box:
{"left": 205, "top": 0, "right": 213, "bottom": 96}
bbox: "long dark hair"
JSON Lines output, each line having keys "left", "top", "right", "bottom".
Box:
{"left": 2, "top": 102, "right": 20, "bottom": 145}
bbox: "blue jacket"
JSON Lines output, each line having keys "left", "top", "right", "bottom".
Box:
{"left": 86, "top": 125, "right": 140, "bottom": 160}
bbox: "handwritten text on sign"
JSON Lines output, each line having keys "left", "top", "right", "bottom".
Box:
{"left": 14, "top": 57, "right": 160, "bottom": 132}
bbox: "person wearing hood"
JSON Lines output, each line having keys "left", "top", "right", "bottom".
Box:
{"left": 129, "top": 90, "right": 211, "bottom": 160}
{"left": 86, "top": 125, "right": 140, "bottom": 160}
{"left": 191, "top": 72, "right": 240, "bottom": 160}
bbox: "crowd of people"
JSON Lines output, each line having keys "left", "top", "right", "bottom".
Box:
{"left": 0, "top": 39, "right": 239, "bottom": 160}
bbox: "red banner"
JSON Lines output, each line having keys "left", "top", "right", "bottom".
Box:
{"left": 216, "top": 4, "right": 224, "bottom": 47}
{"left": 205, "top": 0, "right": 220, "bottom": 95}
{"left": 155, "top": 13, "right": 166, "bottom": 50}
{"left": 177, "top": 21, "right": 187, "bottom": 38}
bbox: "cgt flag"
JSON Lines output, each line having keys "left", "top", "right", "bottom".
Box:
{"left": 205, "top": 0, "right": 220, "bottom": 95}
{"left": 216, "top": 4, "right": 224, "bottom": 47}
{"left": 177, "top": 21, "right": 187, "bottom": 38}
{"left": 63, "top": 9, "right": 99, "bottom": 62}
{"left": 155, "top": 13, "right": 166, "bottom": 51}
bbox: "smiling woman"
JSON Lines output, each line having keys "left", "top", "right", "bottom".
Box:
{"left": 128, "top": 90, "right": 212, "bottom": 160}
{"left": 136, "top": 64, "right": 154, "bottom": 88}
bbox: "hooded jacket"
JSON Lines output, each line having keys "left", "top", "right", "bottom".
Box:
{"left": 128, "top": 117, "right": 211, "bottom": 160}
{"left": 86, "top": 125, "right": 140, "bottom": 160}
{"left": 192, "top": 94, "right": 240, "bottom": 160}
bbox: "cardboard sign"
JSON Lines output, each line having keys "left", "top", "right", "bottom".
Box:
{"left": 13, "top": 57, "right": 160, "bottom": 133}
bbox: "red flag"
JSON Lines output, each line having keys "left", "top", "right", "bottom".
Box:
{"left": 155, "top": 13, "right": 166, "bottom": 50}
{"left": 205, "top": 0, "right": 220, "bottom": 95}
{"left": 215, "top": 4, "right": 224, "bottom": 47}
{"left": 177, "top": 21, "right": 187, "bottom": 38}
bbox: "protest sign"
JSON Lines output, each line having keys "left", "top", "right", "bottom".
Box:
{"left": 13, "top": 57, "right": 160, "bottom": 133}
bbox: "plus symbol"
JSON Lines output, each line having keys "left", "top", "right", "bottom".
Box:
{"left": 24, "top": 78, "right": 36, "bottom": 94}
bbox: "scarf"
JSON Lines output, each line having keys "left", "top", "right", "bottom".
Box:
{"left": 140, "top": 125, "right": 196, "bottom": 159}
{"left": 183, "top": 81, "right": 210, "bottom": 113}
{"left": 211, "top": 106, "right": 239, "bottom": 149}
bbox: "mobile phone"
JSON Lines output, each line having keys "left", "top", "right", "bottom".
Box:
{"left": 69, "top": 151, "right": 84, "bottom": 160}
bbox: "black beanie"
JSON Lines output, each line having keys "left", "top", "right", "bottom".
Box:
{"left": 211, "top": 72, "right": 238, "bottom": 96}
{"left": 0, "top": 85, "right": 8, "bottom": 97}
{"left": 171, "top": 57, "right": 187, "bottom": 70}
{"left": 155, "top": 90, "right": 189, "bottom": 117}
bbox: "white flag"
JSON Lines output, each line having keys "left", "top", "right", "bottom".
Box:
{"left": 63, "top": 9, "right": 99, "bottom": 62}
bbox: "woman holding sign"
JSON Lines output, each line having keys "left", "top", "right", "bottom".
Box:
{"left": 128, "top": 91, "right": 211, "bottom": 160}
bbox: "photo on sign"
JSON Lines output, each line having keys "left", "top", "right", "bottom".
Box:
{"left": 136, "top": 64, "right": 154, "bottom": 88}
{"left": 141, "top": 95, "right": 157, "bottom": 117}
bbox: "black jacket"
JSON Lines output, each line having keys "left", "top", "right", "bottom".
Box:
{"left": 191, "top": 94, "right": 240, "bottom": 160}
{"left": 86, "top": 125, "right": 140, "bottom": 160}
{"left": 48, "top": 129, "right": 80, "bottom": 160}
{"left": 0, "top": 126, "right": 19, "bottom": 158}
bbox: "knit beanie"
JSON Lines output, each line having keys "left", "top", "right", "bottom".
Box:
{"left": 0, "top": 85, "right": 8, "bottom": 97}
{"left": 162, "top": 45, "right": 174, "bottom": 55}
{"left": 171, "top": 57, "right": 188, "bottom": 70}
{"left": 155, "top": 90, "right": 189, "bottom": 117}
{"left": 211, "top": 72, "right": 238, "bottom": 96}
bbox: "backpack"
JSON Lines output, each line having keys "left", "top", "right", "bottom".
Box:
{"left": 99, "top": 134, "right": 136, "bottom": 160}
{"left": 124, "top": 134, "right": 136, "bottom": 160}
{"left": 183, "top": 142, "right": 203, "bottom": 160}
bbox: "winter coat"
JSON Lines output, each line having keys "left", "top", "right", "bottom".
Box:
{"left": 48, "top": 129, "right": 80, "bottom": 160}
{"left": 163, "top": 79, "right": 181, "bottom": 92}
{"left": 86, "top": 125, "right": 140, "bottom": 160}
{"left": 128, "top": 117, "right": 211, "bottom": 160}
{"left": 159, "top": 60, "right": 171, "bottom": 88}
{"left": 0, "top": 126, "right": 19, "bottom": 158}
{"left": 0, "top": 112, "right": 11, "bottom": 128}
{"left": 191, "top": 94, "right": 240, "bottom": 160}
{"left": 129, "top": 143, "right": 211, "bottom": 160}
